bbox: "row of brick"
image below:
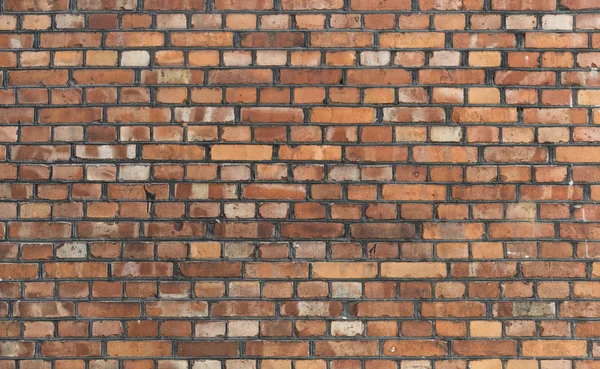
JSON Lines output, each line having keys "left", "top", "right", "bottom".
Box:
{"left": 3, "top": 240, "right": 600, "bottom": 260}
{"left": 3, "top": 202, "right": 600, "bottom": 222}
{"left": 1, "top": 221, "right": 600, "bottom": 239}
{"left": 2, "top": 299, "right": 600, "bottom": 318}
{"left": 6, "top": 50, "right": 600, "bottom": 70}
{"left": 3, "top": 107, "right": 600, "bottom": 125}
{"left": 3, "top": 144, "right": 600, "bottom": 163}
{"left": 5, "top": 70, "right": 600, "bottom": 87}
{"left": 4, "top": 88, "right": 600, "bottom": 108}
{"left": 0, "top": 280, "right": 599, "bottom": 300}
{"left": 0, "top": 360, "right": 597, "bottom": 369}
{"left": 1, "top": 281, "right": 600, "bottom": 301}
{"left": 6, "top": 12, "right": 600, "bottom": 31}
{"left": 2, "top": 337, "right": 600, "bottom": 357}
{"left": 1, "top": 182, "right": 596, "bottom": 198}
{"left": 5, "top": 32, "right": 600, "bottom": 48}
{"left": 7, "top": 318, "right": 600, "bottom": 339}
{"left": 3, "top": 126, "right": 600, "bottom": 146}
{"left": 4, "top": 13, "right": 600, "bottom": 31}
{"left": 0, "top": 182, "right": 597, "bottom": 200}
{"left": 1, "top": 167, "right": 596, "bottom": 184}
{"left": 1, "top": 0, "right": 596, "bottom": 11}
{"left": 2, "top": 260, "right": 600, "bottom": 279}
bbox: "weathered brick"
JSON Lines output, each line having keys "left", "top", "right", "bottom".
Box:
{"left": 350, "top": 223, "right": 415, "bottom": 239}
{"left": 380, "top": 33, "right": 445, "bottom": 48}
{"left": 315, "top": 340, "right": 378, "bottom": 356}
{"left": 212, "top": 301, "right": 274, "bottom": 317}
{"left": 381, "top": 262, "right": 446, "bottom": 278}
{"left": 107, "top": 341, "right": 171, "bottom": 357}
{"left": 281, "top": 301, "right": 342, "bottom": 317}
{"left": 242, "top": 184, "right": 306, "bottom": 200}
{"left": 280, "top": 223, "right": 344, "bottom": 238}
{"left": 0, "top": 0, "right": 596, "bottom": 365}
{"left": 421, "top": 302, "right": 486, "bottom": 318}
{"left": 352, "top": 0, "right": 410, "bottom": 10}
{"left": 352, "top": 302, "right": 413, "bottom": 317}
{"left": 13, "top": 302, "right": 74, "bottom": 317}
{"left": 522, "top": 341, "right": 586, "bottom": 357}
{"left": 78, "top": 302, "right": 140, "bottom": 317}
{"left": 146, "top": 301, "right": 208, "bottom": 317}
{"left": 452, "top": 262, "right": 517, "bottom": 278}
{"left": 313, "top": 262, "right": 377, "bottom": 279}
{"left": 144, "top": 0, "right": 204, "bottom": 10}
{"left": 452, "top": 340, "right": 517, "bottom": 356}
{"left": 494, "top": 301, "right": 555, "bottom": 318}
{"left": 41, "top": 341, "right": 100, "bottom": 357}
{"left": 382, "top": 184, "right": 446, "bottom": 200}
{"left": 5, "top": 0, "right": 69, "bottom": 11}
{"left": 180, "top": 262, "right": 242, "bottom": 278}
{"left": 311, "top": 107, "right": 375, "bottom": 124}
{"left": 212, "top": 145, "right": 273, "bottom": 161}
{"left": 44, "top": 262, "right": 108, "bottom": 278}
{"left": 383, "top": 340, "right": 447, "bottom": 357}
{"left": 177, "top": 341, "right": 239, "bottom": 357}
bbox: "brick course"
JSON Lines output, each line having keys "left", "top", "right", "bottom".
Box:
{"left": 1, "top": 0, "right": 600, "bottom": 367}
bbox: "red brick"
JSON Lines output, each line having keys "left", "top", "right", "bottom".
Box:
{"left": 243, "top": 184, "right": 306, "bottom": 200}
{"left": 383, "top": 340, "right": 447, "bottom": 356}
{"left": 180, "top": 262, "right": 241, "bottom": 278}
{"left": 0, "top": 264, "right": 38, "bottom": 280}
{"left": 484, "top": 147, "right": 548, "bottom": 163}
{"left": 352, "top": 302, "right": 413, "bottom": 317}
{"left": 107, "top": 341, "right": 171, "bottom": 357}
{"left": 5, "top": 0, "right": 69, "bottom": 11}
{"left": 146, "top": 301, "right": 207, "bottom": 317}
{"left": 380, "top": 33, "right": 445, "bottom": 48}
{"left": 493, "top": 0, "right": 555, "bottom": 10}
{"left": 281, "top": 223, "right": 344, "bottom": 238}
{"left": 246, "top": 262, "right": 309, "bottom": 279}
{"left": 44, "top": 262, "right": 107, "bottom": 278}
{"left": 350, "top": 223, "right": 415, "bottom": 239}
{"left": 144, "top": 0, "right": 204, "bottom": 9}
{"left": 315, "top": 341, "right": 378, "bottom": 357}
{"left": 14, "top": 302, "right": 74, "bottom": 317}
{"left": 490, "top": 223, "right": 555, "bottom": 239}
{"left": 564, "top": 0, "right": 600, "bottom": 9}
{"left": 351, "top": 0, "right": 410, "bottom": 9}
{"left": 423, "top": 223, "right": 484, "bottom": 240}
{"left": 9, "top": 70, "right": 68, "bottom": 86}
{"left": 212, "top": 301, "right": 274, "bottom": 317}
{"left": 209, "top": 69, "right": 272, "bottom": 84}
{"left": 248, "top": 341, "right": 309, "bottom": 357}
{"left": 382, "top": 184, "right": 446, "bottom": 200}
{"left": 212, "top": 145, "right": 273, "bottom": 161}
{"left": 454, "top": 33, "right": 515, "bottom": 48}
{"left": 452, "top": 340, "right": 517, "bottom": 356}
{"left": 9, "top": 222, "right": 71, "bottom": 239}
{"left": 347, "top": 69, "right": 411, "bottom": 85}
{"left": 526, "top": 33, "right": 588, "bottom": 48}
{"left": 41, "top": 342, "right": 100, "bottom": 357}
{"left": 421, "top": 302, "right": 486, "bottom": 317}
{"left": 283, "top": 0, "right": 342, "bottom": 9}
{"left": 177, "top": 341, "right": 239, "bottom": 357}
{"left": 40, "top": 33, "right": 100, "bottom": 48}
{"left": 311, "top": 32, "right": 372, "bottom": 48}
{"left": 522, "top": 341, "right": 586, "bottom": 357}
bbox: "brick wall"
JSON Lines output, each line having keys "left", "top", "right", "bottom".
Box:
{"left": 1, "top": 0, "right": 600, "bottom": 367}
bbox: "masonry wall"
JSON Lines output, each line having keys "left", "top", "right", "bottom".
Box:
{"left": 1, "top": 0, "right": 600, "bottom": 367}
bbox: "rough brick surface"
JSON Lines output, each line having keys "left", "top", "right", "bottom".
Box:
{"left": 0, "top": 0, "right": 599, "bottom": 367}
